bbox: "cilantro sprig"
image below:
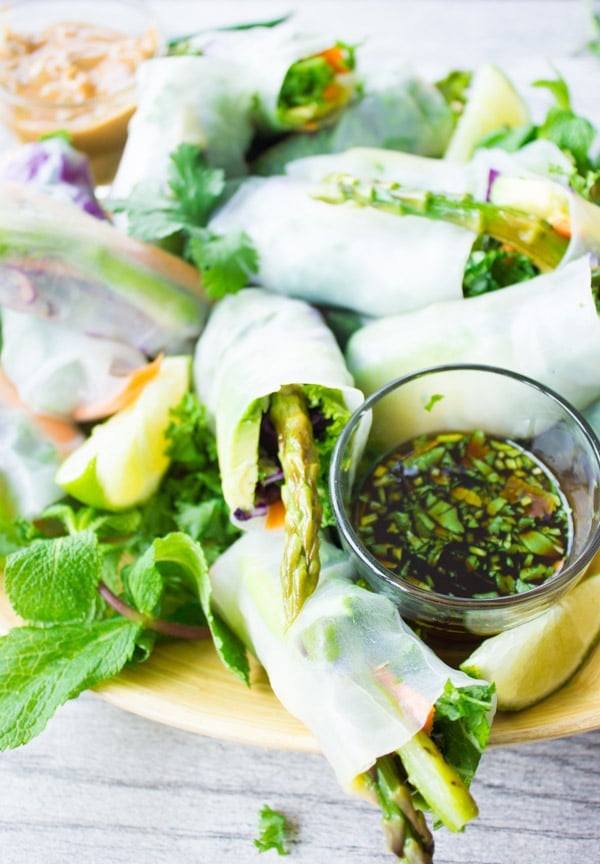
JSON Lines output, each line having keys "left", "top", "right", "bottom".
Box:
{"left": 110, "top": 144, "right": 259, "bottom": 299}
{"left": 254, "top": 805, "right": 291, "bottom": 856}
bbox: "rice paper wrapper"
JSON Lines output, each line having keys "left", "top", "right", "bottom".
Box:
{"left": 0, "top": 372, "right": 82, "bottom": 520}
{"left": 347, "top": 256, "right": 600, "bottom": 412}
{"left": 252, "top": 72, "right": 455, "bottom": 176}
{"left": 183, "top": 22, "right": 359, "bottom": 135}
{"left": 209, "top": 176, "right": 476, "bottom": 316}
{"left": 1, "top": 309, "right": 146, "bottom": 419}
{"left": 193, "top": 288, "right": 364, "bottom": 513}
{"left": 210, "top": 530, "right": 486, "bottom": 793}
{"left": 0, "top": 181, "right": 207, "bottom": 356}
{"left": 111, "top": 54, "right": 253, "bottom": 202}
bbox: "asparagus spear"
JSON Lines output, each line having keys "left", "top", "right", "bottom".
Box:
{"left": 269, "top": 385, "right": 323, "bottom": 625}
{"left": 355, "top": 730, "right": 478, "bottom": 862}
{"left": 315, "top": 174, "right": 570, "bottom": 272}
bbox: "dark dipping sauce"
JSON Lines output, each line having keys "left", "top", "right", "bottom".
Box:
{"left": 353, "top": 429, "right": 573, "bottom": 599}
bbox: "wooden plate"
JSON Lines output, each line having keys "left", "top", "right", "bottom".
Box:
{"left": 1, "top": 583, "right": 599, "bottom": 751}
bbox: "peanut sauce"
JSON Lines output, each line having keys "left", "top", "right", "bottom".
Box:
{"left": 0, "top": 17, "right": 158, "bottom": 182}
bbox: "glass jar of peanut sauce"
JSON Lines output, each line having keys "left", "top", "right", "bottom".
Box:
{"left": 0, "top": 0, "right": 159, "bottom": 185}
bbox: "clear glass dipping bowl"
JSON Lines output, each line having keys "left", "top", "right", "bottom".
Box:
{"left": 330, "top": 363, "right": 600, "bottom": 642}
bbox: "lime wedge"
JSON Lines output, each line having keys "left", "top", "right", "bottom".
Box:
{"left": 444, "top": 63, "right": 530, "bottom": 162}
{"left": 461, "top": 572, "right": 600, "bottom": 711}
{"left": 56, "top": 356, "right": 190, "bottom": 510}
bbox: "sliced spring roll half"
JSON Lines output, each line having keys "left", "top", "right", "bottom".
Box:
{"left": 208, "top": 176, "right": 477, "bottom": 316}
{"left": 0, "top": 181, "right": 209, "bottom": 356}
{"left": 111, "top": 54, "right": 254, "bottom": 201}
{"left": 211, "top": 530, "right": 495, "bottom": 857}
{"left": 193, "top": 288, "right": 364, "bottom": 622}
{"left": 347, "top": 255, "right": 600, "bottom": 410}
{"left": 172, "top": 21, "right": 360, "bottom": 136}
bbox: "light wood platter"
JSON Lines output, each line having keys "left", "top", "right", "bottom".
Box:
{"left": 1, "top": 584, "right": 599, "bottom": 751}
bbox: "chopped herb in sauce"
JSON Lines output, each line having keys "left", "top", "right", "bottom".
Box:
{"left": 354, "top": 429, "right": 572, "bottom": 598}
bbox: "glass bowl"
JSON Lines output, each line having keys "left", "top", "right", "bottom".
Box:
{"left": 0, "top": 0, "right": 159, "bottom": 185}
{"left": 330, "top": 363, "right": 600, "bottom": 642}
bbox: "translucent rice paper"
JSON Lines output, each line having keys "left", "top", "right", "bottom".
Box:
{"left": 110, "top": 54, "right": 254, "bottom": 203}
{"left": 1, "top": 309, "right": 146, "bottom": 419}
{"left": 346, "top": 255, "right": 600, "bottom": 409}
{"left": 209, "top": 176, "right": 477, "bottom": 316}
{"left": 0, "top": 371, "right": 82, "bottom": 520}
{"left": 193, "top": 288, "right": 364, "bottom": 513}
{"left": 285, "top": 139, "right": 575, "bottom": 196}
{"left": 210, "top": 530, "right": 485, "bottom": 793}
{"left": 0, "top": 181, "right": 208, "bottom": 356}
{"left": 252, "top": 71, "right": 455, "bottom": 176}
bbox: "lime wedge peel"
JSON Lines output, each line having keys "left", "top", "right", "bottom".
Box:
{"left": 461, "top": 572, "right": 600, "bottom": 712}
{"left": 444, "top": 63, "right": 530, "bottom": 162}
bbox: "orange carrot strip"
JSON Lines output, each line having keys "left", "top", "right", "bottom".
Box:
{"left": 0, "top": 369, "right": 82, "bottom": 455}
{"left": 265, "top": 498, "right": 286, "bottom": 530}
{"left": 319, "top": 46, "right": 349, "bottom": 74}
{"left": 548, "top": 214, "right": 572, "bottom": 239}
{"left": 73, "top": 354, "right": 164, "bottom": 422}
{"left": 375, "top": 665, "right": 436, "bottom": 735}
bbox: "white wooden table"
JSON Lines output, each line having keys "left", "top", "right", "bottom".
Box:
{"left": 1, "top": 2, "right": 599, "bottom": 862}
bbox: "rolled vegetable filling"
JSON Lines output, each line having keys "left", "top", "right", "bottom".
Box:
{"left": 277, "top": 42, "right": 357, "bottom": 128}
{"left": 193, "top": 288, "right": 364, "bottom": 624}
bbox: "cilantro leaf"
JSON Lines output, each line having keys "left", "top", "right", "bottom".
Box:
{"left": 303, "top": 386, "right": 353, "bottom": 528}
{"left": 0, "top": 618, "right": 141, "bottom": 749}
{"left": 463, "top": 237, "right": 539, "bottom": 298}
{"left": 168, "top": 144, "right": 226, "bottom": 225}
{"left": 139, "top": 393, "right": 240, "bottom": 564}
{"left": 186, "top": 228, "right": 258, "bottom": 299}
{"left": 109, "top": 144, "right": 259, "bottom": 298}
{"left": 5, "top": 531, "right": 102, "bottom": 624}
{"left": 254, "top": 805, "right": 291, "bottom": 855}
{"left": 432, "top": 681, "right": 495, "bottom": 787}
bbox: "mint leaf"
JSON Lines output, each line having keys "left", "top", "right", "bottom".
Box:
{"left": 187, "top": 229, "right": 258, "bottom": 299}
{"left": 254, "top": 805, "right": 291, "bottom": 855}
{"left": 122, "top": 544, "right": 164, "bottom": 617}
{"left": 5, "top": 530, "right": 102, "bottom": 624}
{"left": 150, "top": 533, "right": 250, "bottom": 685}
{"left": 0, "top": 618, "right": 141, "bottom": 749}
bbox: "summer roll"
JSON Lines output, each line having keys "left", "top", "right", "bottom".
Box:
{"left": 208, "top": 176, "right": 477, "bottom": 316}
{"left": 252, "top": 70, "right": 455, "bottom": 175}
{"left": 193, "top": 288, "right": 364, "bottom": 622}
{"left": 111, "top": 54, "right": 254, "bottom": 201}
{"left": 0, "top": 181, "right": 209, "bottom": 356}
{"left": 169, "top": 20, "right": 360, "bottom": 137}
{"left": 211, "top": 529, "right": 495, "bottom": 859}
{"left": 346, "top": 255, "right": 600, "bottom": 409}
